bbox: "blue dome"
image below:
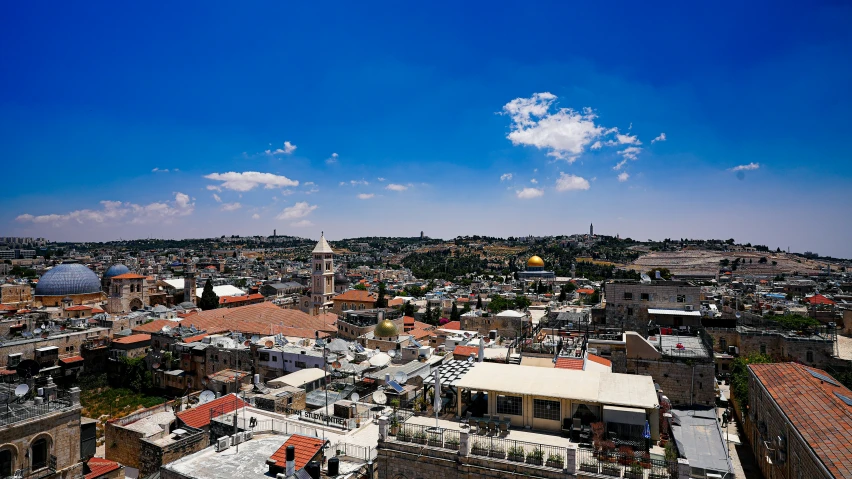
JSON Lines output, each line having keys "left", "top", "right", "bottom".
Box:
{"left": 35, "top": 263, "right": 102, "bottom": 296}
{"left": 104, "top": 264, "right": 130, "bottom": 279}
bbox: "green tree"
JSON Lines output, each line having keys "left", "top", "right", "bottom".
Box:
{"left": 514, "top": 295, "right": 531, "bottom": 310}
{"left": 558, "top": 288, "right": 567, "bottom": 302}
{"left": 646, "top": 268, "right": 673, "bottom": 280}
{"left": 462, "top": 302, "right": 471, "bottom": 314}
{"left": 402, "top": 301, "right": 415, "bottom": 317}
{"left": 376, "top": 282, "right": 387, "bottom": 308}
{"left": 450, "top": 302, "right": 460, "bottom": 322}
{"left": 730, "top": 353, "right": 772, "bottom": 409}
{"left": 424, "top": 302, "right": 434, "bottom": 325}
{"left": 199, "top": 278, "right": 219, "bottom": 310}
{"left": 476, "top": 295, "right": 483, "bottom": 310}
{"left": 353, "top": 283, "right": 368, "bottom": 291}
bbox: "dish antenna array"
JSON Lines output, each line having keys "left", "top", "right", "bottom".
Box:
{"left": 198, "top": 390, "right": 216, "bottom": 404}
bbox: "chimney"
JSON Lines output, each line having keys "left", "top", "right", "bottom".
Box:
{"left": 305, "top": 461, "right": 321, "bottom": 479}
{"left": 285, "top": 445, "right": 295, "bottom": 477}
{"left": 327, "top": 457, "right": 339, "bottom": 476}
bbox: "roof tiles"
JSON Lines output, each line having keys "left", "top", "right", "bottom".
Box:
{"left": 269, "top": 434, "right": 325, "bottom": 470}
{"left": 176, "top": 394, "right": 248, "bottom": 429}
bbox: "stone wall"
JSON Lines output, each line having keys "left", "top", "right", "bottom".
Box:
{"left": 604, "top": 282, "right": 700, "bottom": 334}
{"left": 105, "top": 400, "right": 178, "bottom": 469}
{"left": 460, "top": 316, "right": 524, "bottom": 338}
{"left": 0, "top": 406, "right": 83, "bottom": 478}
{"left": 706, "top": 327, "right": 835, "bottom": 367}
{"left": 625, "top": 359, "right": 715, "bottom": 407}
{"left": 0, "top": 328, "right": 110, "bottom": 368}
{"left": 139, "top": 431, "right": 208, "bottom": 476}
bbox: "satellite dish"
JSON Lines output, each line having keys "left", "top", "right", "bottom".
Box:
{"left": 394, "top": 371, "right": 408, "bottom": 384}
{"left": 244, "top": 340, "right": 252, "bottom": 347}
{"left": 316, "top": 338, "right": 325, "bottom": 348}
{"left": 16, "top": 359, "right": 40, "bottom": 378}
{"left": 162, "top": 325, "right": 172, "bottom": 334}
{"left": 332, "top": 361, "right": 341, "bottom": 370}
{"left": 33, "top": 328, "right": 42, "bottom": 335}
{"left": 350, "top": 392, "right": 360, "bottom": 403}
{"left": 198, "top": 390, "right": 216, "bottom": 404}
{"left": 388, "top": 349, "right": 397, "bottom": 358}
{"left": 14, "top": 384, "right": 29, "bottom": 398}
{"left": 467, "top": 356, "right": 475, "bottom": 363}
{"left": 152, "top": 363, "right": 161, "bottom": 369}
{"left": 265, "top": 340, "right": 274, "bottom": 348}
{"left": 373, "top": 390, "right": 387, "bottom": 405}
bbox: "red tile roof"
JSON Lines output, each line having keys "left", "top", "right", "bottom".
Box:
{"left": 804, "top": 294, "right": 836, "bottom": 305}
{"left": 112, "top": 334, "right": 151, "bottom": 345}
{"left": 453, "top": 345, "right": 479, "bottom": 358}
{"left": 554, "top": 357, "right": 584, "bottom": 370}
{"left": 59, "top": 356, "right": 85, "bottom": 364}
{"left": 750, "top": 362, "right": 852, "bottom": 478}
{"left": 181, "top": 333, "right": 208, "bottom": 343}
{"left": 441, "top": 321, "right": 461, "bottom": 330}
{"left": 132, "top": 319, "right": 176, "bottom": 334}
{"left": 85, "top": 458, "right": 121, "bottom": 479}
{"left": 268, "top": 434, "right": 325, "bottom": 470}
{"left": 403, "top": 316, "right": 415, "bottom": 326}
{"left": 407, "top": 328, "right": 432, "bottom": 340}
{"left": 219, "top": 293, "right": 264, "bottom": 305}
{"left": 587, "top": 354, "right": 612, "bottom": 367}
{"left": 576, "top": 288, "right": 595, "bottom": 295}
{"left": 0, "top": 305, "right": 17, "bottom": 311}
{"left": 111, "top": 273, "right": 147, "bottom": 280}
{"left": 65, "top": 305, "right": 93, "bottom": 311}
{"left": 333, "top": 290, "right": 377, "bottom": 303}
{"left": 176, "top": 394, "right": 248, "bottom": 429}
{"left": 92, "top": 307, "right": 105, "bottom": 314}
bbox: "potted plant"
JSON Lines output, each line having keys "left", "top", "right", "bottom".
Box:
{"left": 599, "top": 440, "right": 616, "bottom": 462}
{"left": 445, "top": 436, "right": 460, "bottom": 450}
{"left": 397, "top": 428, "right": 411, "bottom": 442}
{"left": 507, "top": 446, "right": 525, "bottom": 462}
{"left": 546, "top": 453, "right": 564, "bottom": 469}
{"left": 389, "top": 416, "right": 400, "bottom": 436}
{"left": 472, "top": 441, "right": 488, "bottom": 456}
{"left": 580, "top": 460, "right": 599, "bottom": 473}
{"left": 625, "top": 462, "right": 643, "bottom": 479}
{"left": 489, "top": 444, "right": 505, "bottom": 459}
{"left": 601, "top": 462, "right": 621, "bottom": 477}
{"left": 640, "top": 451, "right": 651, "bottom": 469}
{"left": 618, "top": 445, "right": 634, "bottom": 466}
{"left": 427, "top": 432, "right": 442, "bottom": 447}
{"left": 526, "top": 448, "right": 544, "bottom": 465}
{"left": 412, "top": 430, "right": 427, "bottom": 444}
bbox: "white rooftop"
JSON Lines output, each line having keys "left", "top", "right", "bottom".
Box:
{"left": 312, "top": 234, "right": 334, "bottom": 254}
{"left": 454, "top": 362, "right": 658, "bottom": 409}
{"left": 647, "top": 308, "right": 701, "bottom": 317}
{"left": 268, "top": 368, "right": 328, "bottom": 388}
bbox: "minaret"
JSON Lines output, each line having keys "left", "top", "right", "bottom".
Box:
{"left": 311, "top": 232, "right": 335, "bottom": 316}
{"left": 184, "top": 260, "right": 196, "bottom": 304}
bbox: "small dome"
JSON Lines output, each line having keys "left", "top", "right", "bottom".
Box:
{"left": 374, "top": 319, "right": 398, "bottom": 338}
{"left": 35, "top": 263, "right": 102, "bottom": 296}
{"left": 527, "top": 256, "right": 545, "bottom": 268}
{"left": 104, "top": 264, "right": 130, "bottom": 279}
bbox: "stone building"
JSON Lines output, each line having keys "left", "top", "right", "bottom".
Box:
{"left": 460, "top": 309, "right": 529, "bottom": 338}
{"left": 336, "top": 309, "right": 403, "bottom": 340}
{"left": 706, "top": 324, "right": 836, "bottom": 369}
{"left": 0, "top": 328, "right": 111, "bottom": 375}
{"left": 0, "top": 284, "right": 32, "bottom": 308}
{"left": 604, "top": 280, "right": 701, "bottom": 335}
{"left": 331, "top": 289, "right": 377, "bottom": 315}
{"left": 33, "top": 262, "right": 105, "bottom": 307}
{"left": 301, "top": 234, "right": 335, "bottom": 316}
{"left": 106, "top": 273, "right": 149, "bottom": 313}
{"left": 746, "top": 363, "right": 852, "bottom": 478}
{"left": 0, "top": 384, "right": 84, "bottom": 479}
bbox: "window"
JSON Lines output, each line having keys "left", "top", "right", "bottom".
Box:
{"left": 295, "top": 361, "right": 307, "bottom": 369}
{"left": 627, "top": 307, "right": 634, "bottom": 317}
{"left": 623, "top": 292, "right": 633, "bottom": 300}
{"left": 806, "top": 350, "right": 814, "bottom": 363}
{"left": 719, "top": 338, "right": 727, "bottom": 350}
{"left": 496, "top": 395, "right": 522, "bottom": 416}
{"left": 640, "top": 293, "right": 650, "bottom": 301}
{"left": 326, "top": 263, "right": 331, "bottom": 271}
{"left": 0, "top": 449, "right": 12, "bottom": 478}
{"left": 259, "top": 352, "right": 270, "bottom": 361}
{"left": 31, "top": 439, "right": 47, "bottom": 470}
{"left": 272, "top": 356, "right": 277, "bottom": 362}
{"left": 533, "top": 399, "right": 560, "bottom": 421}
{"left": 676, "top": 295, "right": 686, "bottom": 303}
{"left": 760, "top": 344, "right": 767, "bottom": 355}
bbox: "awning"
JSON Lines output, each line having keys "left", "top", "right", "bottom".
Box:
{"left": 603, "top": 405, "right": 646, "bottom": 425}
{"left": 36, "top": 346, "right": 59, "bottom": 352}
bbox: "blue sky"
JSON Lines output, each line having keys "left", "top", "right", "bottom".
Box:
{"left": 2, "top": 2, "right": 851, "bottom": 257}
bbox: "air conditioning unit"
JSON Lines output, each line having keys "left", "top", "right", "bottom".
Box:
{"left": 684, "top": 305, "right": 694, "bottom": 311}
{"left": 244, "top": 431, "right": 253, "bottom": 441}
{"left": 728, "top": 346, "right": 739, "bottom": 355}
{"left": 232, "top": 433, "right": 243, "bottom": 445}
{"left": 216, "top": 436, "right": 230, "bottom": 452}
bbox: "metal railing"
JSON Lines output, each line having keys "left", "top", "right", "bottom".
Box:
{"left": 395, "top": 424, "right": 462, "bottom": 451}
{"left": 576, "top": 446, "right": 676, "bottom": 478}
{"left": 332, "top": 442, "right": 377, "bottom": 462}
{"left": 6, "top": 455, "right": 57, "bottom": 479}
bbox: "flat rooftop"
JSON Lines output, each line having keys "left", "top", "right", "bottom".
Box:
{"left": 164, "top": 434, "right": 288, "bottom": 479}
{"left": 656, "top": 335, "right": 711, "bottom": 359}
{"left": 0, "top": 384, "right": 76, "bottom": 427}
{"left": 670, "top": 408, "right": 733, "bottom": 475}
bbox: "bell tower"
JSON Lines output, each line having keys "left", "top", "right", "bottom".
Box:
{"left": 311, "top": 232, "right": 335, "bottom": 315}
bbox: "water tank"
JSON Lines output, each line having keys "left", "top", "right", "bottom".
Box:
{"left": 328, "top": 457, "right": 339, "bottom": 476}
{"left": 489, "top": 330, "right": 497, "bottom": 340}
{"left": 305, "top": 461, "right": 321, "bottom": 479}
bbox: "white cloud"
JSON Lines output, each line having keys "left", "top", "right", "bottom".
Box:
{"left": 502, "top": 92, "right": 606, "bottom": 162}
{"left": 16, "top": 193, "right": 194, "bottom": 226}
{"left": 276, "top": 201, "right": 317, "bottom": 220}
{"left": 204, "top": 171, "right": 299, "bottom": 191}
{"left": 730, "top": 162, "right": 760, "bottom": 172}
{"left": 386, "top": 184, "right": 408, "bottom": 192}
{"left": 212, "top": 194, "right": 222, "bottom": 203}
{"left": 221, "top": 202, "right": 242, "bottom": 211}
{"left": 618, "top": 146, "right": 643, "bottom": 160}
{"left": 326, "top": 152, "right": 339, "bottom": 164}
{"left": 530, "top": 178, "right": 538, "bottom": 184}
{"left": 357, "top": 193, "right": 375, "bottom": 200}
{"left": 618, "top": 172, "right": 630, "bottom": 182}
{"left": 616, "top": 133, "right": 641, "bottom": 145}
{"left": 590, "top": 141, "right": 602, "bottom": 150}
{"left": 500, "top": 173, "right": 513, "bottom": 182}
{"left": 613, "top": 159, "right": 628, "bottom": 171}
{"left": 377, "top": 177, "right": 386, "bottom": 182}
{"left": 252, "top": 213, "right": 261, "bottom": 220}
{"left": 280, "top": 189, "right": 295, "bottom": 196}
{"left": 348, "top": 180, "right": 369, "bottom": 186}
{"left": 265, "top": 141, "right": 297, "bottom": 156}
{"left": 152, "top": 167, "right": 169, "bottom": 173}
{"left": 516, "top": 187, "right": 544, "bottom": 199}
{"left": 291, "top": 219, "right": 313, "bottom": 228}
{"left": 555, "top": 172, "right": 591, "bottom": 191}
{"left": 206, "top": 185, "right": 222, "bottom": 192}
{"left": 651, "top": 133, "right": 666, "bottom": 143}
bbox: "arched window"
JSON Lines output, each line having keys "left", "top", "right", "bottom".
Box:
{"left": 31, "top": 438, "right": 48, "bottom": 470}
{"left": 0, "top": 448, "right": 14, "bottom": 478}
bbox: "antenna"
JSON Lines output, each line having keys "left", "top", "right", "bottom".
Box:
{"left": 373, "top": 390, "right": 387, "bottom": 405}
{"left": 388, "top": 349, "right": 396, "bottom": 358}
{"left": 350, "top": 392, "right": 360, "bottom": 403}
{"left": 198, "top": 390, "right": 216, "bottom": 404}
{"left": 394, "top": 371, "right": 408, "bottom": 384}
{"left": 162, "top": 325, "right": 172, "bottom": 334}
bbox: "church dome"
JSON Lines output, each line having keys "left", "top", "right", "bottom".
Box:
{"left": 527, "top": 256, "right": 545, "bottom": 268}
{"left": 104, "top": 264, "right": 130, "bottom": 279}
{"left": 375, "top": 319, "right": 398, "bottom": 338}
{"left": 35, "top": 263, "right": 101, "bottom": 296}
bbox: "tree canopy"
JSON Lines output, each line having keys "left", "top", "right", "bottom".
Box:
{"left": 199, "top": 278, "right": 219, "bottom": 310}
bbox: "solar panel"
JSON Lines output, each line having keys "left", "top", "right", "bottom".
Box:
{"left": 807, "top": 369, "right": 840, "bottom": 387}
{"left": 836, "top": 392, "right": 852, "bottom": 407}
{"left": 354, "top": 343, "right": 365, "bottom": 353}
{"left": 410, "top": 339, "right": 422, "bottom": 348}
{"left": 387, "top": 380, "right": 404, "bottom": 393}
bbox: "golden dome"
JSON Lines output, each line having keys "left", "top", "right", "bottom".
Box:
{"left": 375, "top": 319, "right": 398, "bottom": 338}
{"left": 527, "top": 256, "right": 545, "bottom": 268}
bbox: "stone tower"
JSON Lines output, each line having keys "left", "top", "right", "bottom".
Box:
{"left": 107, "top": 273, "right": 148, "bottom": 313}
{"left": 183, "top": 261, "right": 196, "bottom": 304}
{"left": 590, "top": 223, "right": 594, "bottom": 236}
{"left": 310, "top": 232, "right": 335, "bottom": 316}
